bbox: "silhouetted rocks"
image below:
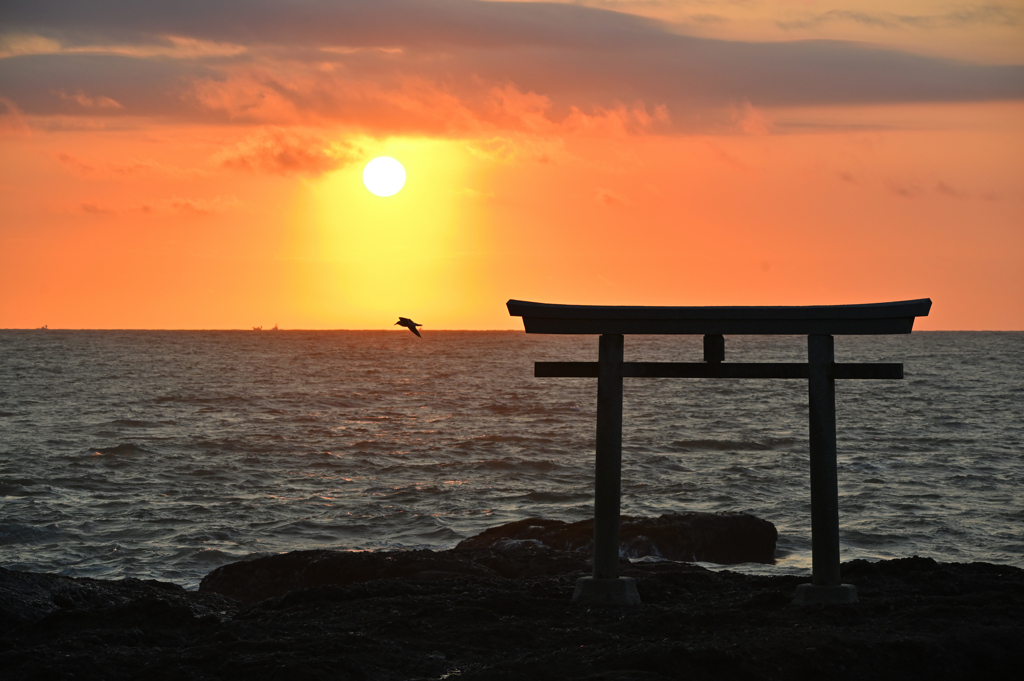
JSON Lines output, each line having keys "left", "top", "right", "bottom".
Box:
{"left": 199, "top": 546, "right": 592, "bottom": 605}
{"left": 1, "top": 557, "right": 1022, "bottom": 680}
{"left": 199, "top": 513, "right": 776, "bottom": 604}
{"left": 455, "top": 512, "right": 778, "bottom": 564}
{"left": 0, "top": 567, "right": 234, "bottom": 635}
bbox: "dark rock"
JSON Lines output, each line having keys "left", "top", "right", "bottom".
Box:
{"left": 455, "top": 512, "right": 778, "bottom": 564}
{"left": 1, "top": 558, "right": 1023, "bottom": 680}
{"left": 200, "top": 513, "right": 775, "bottom": 604}
{"left": 0, "top": 567, "right": 234, "bottom": 634}
{"left": 199, "top": 512, "right": 770, "bottom": 602}
{"left": 199, "top": 545, "right": 591, "bottom": 604}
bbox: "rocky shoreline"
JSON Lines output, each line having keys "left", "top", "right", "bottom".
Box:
{"left": 2, "top": 548, "right": 1022, "bottom": 680}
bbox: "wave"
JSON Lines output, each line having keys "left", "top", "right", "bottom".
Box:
{"left": 671, "top": 440, "right": 773, "bottom": 451}
{"left": 521, "top": 490, "right": 585, "bottom": 503}
{"left": 481, "top": 403, "right": 572, "bottom": 416}
{"left": 469, "top": 434, "right": 548, "bottom": 444}
{"left": 92, "top": 443, "right": 154, "bottom": 456}
{"left": 474, "top": 458, "right": 562, "bottom": 472}
{"left": 0, "top": 522, "right": 63, "bottom": 546}
{"left": 153, "top": 394, "right": 251, "bottom": 406}
{"left": 168, "top": 547, "right": 241, "bottom": 566}
{"left": 0, "top": 478, "right": 42, "bottom": 497}
{"left": 100, "top": 419, "right": 168, "bottom": 429}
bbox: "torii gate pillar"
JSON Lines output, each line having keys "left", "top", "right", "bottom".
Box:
{"left": 573, "top": 334, "right": 642, "bottom": 605}
{"left": 795, "top": 334, "right": 858, "bottom": 604}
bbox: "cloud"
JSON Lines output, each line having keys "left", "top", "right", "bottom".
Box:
{"left": 55, "top": 151, "right": 196, "bottom": 178}
{"left": 453, "top": 187, "right": 493, "bottom": 201}
{"left": 80, "top": 201, "right": 115, "bottom": 214}
{"left": 732, "top": 101, "right": 772, "bottom": 135}
{"left": 933, "top": 181, "right": 992, "bottom": 200}
{"left": 56, "top": 152, "right": 96, "bottom": 175}
{"left": 73, "top": 194, "right": 241, "bottom": 216}
{"left": 777, "top": 4, "right": 1023, "bottom": 31}
{"left": 0, "top": 33, "right": 63, "bottom": 59}
{"left": 466, "top": 136, "right": 520, "bottom": 163}
{"left": 1, "top": 0, "right": 1021, "bottom": 135}
{"left": 109, "top": 159, "right": 181, "bottom": 177}
{"left": 0, "top": 53, "right": 215, "bottom": 118}
{"left": 945, "top": 4, "right": 1023, "bottom": 27}
{"left": 217, "top": 128, "right": 356, "bottom": 175}
{"left": 885, "top": 180, "right": 925, "bottom": 199}
{"left": 57, "top": 89, "right": 123, "bottom": 109}
{"left": 935, "top": 181, "right": 964, "bottom": 198}
{"left": 140, "top": 195, "right": 242, "bottom": 216}
{"left": 165, "top": 197, "right": 215, "bottom": 216}
{"left": 0, "top": 96, "right": 31, "bottom": 135}
{"left": 596, "top": 188, "right": 628, "bottom": 205}
{"left": 466, "top": 133, "right": 566, "bottom": 165}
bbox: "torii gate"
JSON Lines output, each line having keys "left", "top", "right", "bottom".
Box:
{"left": 507, "top": 298, "right": 932, "bottom": 606}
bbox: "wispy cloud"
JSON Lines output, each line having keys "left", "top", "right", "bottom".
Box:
{"left": 56, "top": 151, "right": 96, "bottom": 175}
{"left": 56, "top": 151, "right": 198, "bottom": 178}
{"left": 0, "top": 96, "right": 31, "bottom": 135}
{"left": 80, "top": 201, "right": 115, "bottom": 214}
{"left": 141, "top": 195, "right": 242, "bottom": 216}
{"left": 596, "top": 187, "right": 629, "bottom": 206}
{"left": 57, "top": 89, "right": 123, "bottom": 109}
{"left": 777, "top": 4, "right": 1023, "bottom": 31}
{"left": 217, "top": 128, "right": 356, "bottom": 175}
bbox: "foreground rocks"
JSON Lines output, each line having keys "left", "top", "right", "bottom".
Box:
{"left": 2, "top": 553, "right": 1022, "bottom": 680}
{"left": 199, "top": 545, "right": 592, "bottom": 605}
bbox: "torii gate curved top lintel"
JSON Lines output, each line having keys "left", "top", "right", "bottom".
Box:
{"left": 507, "top": 298, "right": 932, "bottom": 606}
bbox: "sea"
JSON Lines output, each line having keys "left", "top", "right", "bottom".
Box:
{"left": 1, "top": 330, "right": 1021, "bottom": 589}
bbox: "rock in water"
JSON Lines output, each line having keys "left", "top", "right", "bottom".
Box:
{"left": 199, "top": 513, "right": 775, "bottom": 603}
{"left": 454, "top": 512, "right": 778, "bottom": 564}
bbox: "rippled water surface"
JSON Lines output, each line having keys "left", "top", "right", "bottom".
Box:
{"left": 1, "top": 330, "right": 1021, "bottom": 588}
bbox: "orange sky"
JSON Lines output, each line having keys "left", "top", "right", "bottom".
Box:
{"left": 2, "top": 0, "right": 1022, "bottom": 329}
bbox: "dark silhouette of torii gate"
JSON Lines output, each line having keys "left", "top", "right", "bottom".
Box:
{"left": 508, "top": 298, "right": 932, "bottom": 606}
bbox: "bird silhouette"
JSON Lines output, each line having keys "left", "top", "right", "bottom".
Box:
{"left": 395, "top": 317, "right": 423, "bottom": 337}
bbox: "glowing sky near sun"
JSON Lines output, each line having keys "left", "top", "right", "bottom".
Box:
{"left": 1, "top": 0, "right": 1022, "bottom": 329}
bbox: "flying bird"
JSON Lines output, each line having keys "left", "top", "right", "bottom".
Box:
{"left": 395, "top": 317, "right": 423, "bottom": 337}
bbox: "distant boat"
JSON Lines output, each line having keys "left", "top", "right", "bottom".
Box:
{"left": 270, "top": 324, "right": 279, "bottom": 331}
{"left": 38, "top": 325, "right": 48, "bottom": 330}
{"left": 253, "top": 326, "right": 262, "bottom": 331}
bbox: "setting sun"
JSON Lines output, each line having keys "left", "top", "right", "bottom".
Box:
{"left": 362, "top": 157, "right": 407, "bottom": 197}
{"left": 290, "top": 138, "right": 489, "bottom": 328}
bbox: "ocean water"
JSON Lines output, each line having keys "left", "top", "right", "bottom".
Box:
{"left": 1, "top": 330, "right": 1021, "bottom": 589}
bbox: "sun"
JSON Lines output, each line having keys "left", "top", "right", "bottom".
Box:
{"left": 362, "top": 157, "right": 406, "bottom": 197}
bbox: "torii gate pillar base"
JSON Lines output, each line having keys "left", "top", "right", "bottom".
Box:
{"left": 793, "top": 583, "right": 858, "bottom": 606}
{"left": 572, "top": 577, "right": 641, "bottom": 606}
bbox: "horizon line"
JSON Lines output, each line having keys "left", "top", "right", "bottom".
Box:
{"left": 2, "top": 328, "right": 1019, "bottom": 333}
